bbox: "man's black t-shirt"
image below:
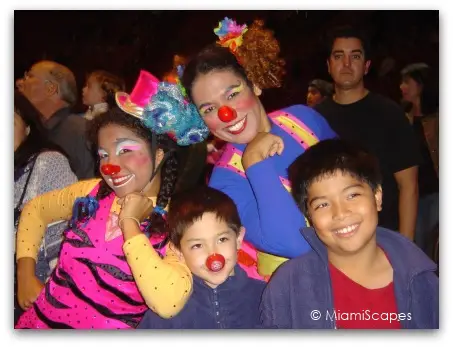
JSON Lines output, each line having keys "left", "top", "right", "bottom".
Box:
{"left": 315, "top": 92, "right": 420, "bottom": 231}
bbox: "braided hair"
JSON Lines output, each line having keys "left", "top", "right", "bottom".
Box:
{"left": 87, "top": 106, "right": 179, "bottom": 235}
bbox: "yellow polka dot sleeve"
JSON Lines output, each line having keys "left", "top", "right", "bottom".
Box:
{"left": 16, "top": 179, "right": 101, "bottom": 262}
{"left": 123, "top": 235, "right": 193, "bottom": 318}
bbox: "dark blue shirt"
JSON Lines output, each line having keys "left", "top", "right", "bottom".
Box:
{"left": 138, "top": 265, "right": 265, "bottom": 329}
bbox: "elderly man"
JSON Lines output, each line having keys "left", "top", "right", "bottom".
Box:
{"left": 16, "top": 60, "right": 95, "bottom": 179}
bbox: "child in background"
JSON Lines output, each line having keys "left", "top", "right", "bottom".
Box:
{"left": 83, "top": 70, "right": 125, "bottom": 120}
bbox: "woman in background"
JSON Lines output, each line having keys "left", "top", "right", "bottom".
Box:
{"left": 400, "top": 63, "right": 439, "bottom": 255}
{"left": 14, "top": 90, "right": 77, "bottom": 323}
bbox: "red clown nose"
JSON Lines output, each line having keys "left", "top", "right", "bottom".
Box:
{"left": 217, "top": 106, "right": 237, "bottom": 123}
{"left": 101, "top": 164, "right": 121, "bottom": 176}
{"left": 206, "top": 253, "right": 225, "bottom": 272}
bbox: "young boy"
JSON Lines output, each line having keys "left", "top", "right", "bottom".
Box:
{"left": 260, "top": 139, "right": 439, "bottom": 329}
{"left": 138, "top": 186, "right": 265, "bottom": 329}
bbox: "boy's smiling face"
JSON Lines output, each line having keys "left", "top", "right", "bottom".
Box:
{"left": 306, "top": 170, "right": 382, "bottom": 256}
{"left": 177, "top": 212, "right": 245, "bottom": 288}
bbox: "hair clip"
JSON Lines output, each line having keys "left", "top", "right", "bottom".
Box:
{"left": 214, "top": 17, "right": 248, "bottom": 54}
{"left": 70, "top": 196, "right": 100, "bottom": 227}
{"left": 153, "top": 205, "right": 168, "bottom": 219}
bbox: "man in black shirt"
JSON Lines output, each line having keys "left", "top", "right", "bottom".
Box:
{"left": 315, "top": 26, "right": 420, "bottom": 240}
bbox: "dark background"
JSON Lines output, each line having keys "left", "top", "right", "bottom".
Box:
{"left": 14, "top": 10, "right": 439, "bottom": 112}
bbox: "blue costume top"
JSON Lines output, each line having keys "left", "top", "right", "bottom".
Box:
{"left": 209, "top": 105, "right": 337, "bottom": 259}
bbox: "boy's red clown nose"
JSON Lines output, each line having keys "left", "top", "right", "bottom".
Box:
{"left": 101, "top": 164, "right": 121, "bottom": 175}
{"left": 218, "top": 106, "right": 237, "bottom": 123}
{"left": 206, "top": 253, "right": 225, "bottom": 272}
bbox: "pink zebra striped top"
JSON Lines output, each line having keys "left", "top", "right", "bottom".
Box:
{"left": 16, "top": 184, "right": 164, "bottom": 329}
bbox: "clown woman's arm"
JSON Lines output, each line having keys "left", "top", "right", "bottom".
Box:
{"left": 16, "top": 179, "right": 100, "bottom": 275}
{"left": 208, "top": 150, "right": 310, "bottom": 258}
{"left": 243, "top": 106, "right": 337, "bottom": 258}
{"left": 122, "top": 230, "right": 193, "bottom": 319}
{"left": 245, "top": 159, "right": 311, "bottom": 258}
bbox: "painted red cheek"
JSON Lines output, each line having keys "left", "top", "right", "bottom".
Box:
{"left": 204, "top": 116, "right": 223, "bottom": 132}
{"left": 121, "top": 152, "right": 151, "bottom": 167}
{"left": 100, "top": 164, "right": 121, "bottom": 175}
{"left": 234, "top": 95, "right": 257, "bottom": 111}
{"left": 204, "top": 96, "right": 257, "bottom": 132}
{"left": 137, "top": 155, "right": 151, "bottom": 165}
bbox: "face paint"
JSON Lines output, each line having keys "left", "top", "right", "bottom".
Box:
{"left": 98, "top": 124, "right": 160, "bottom": 198}
{"left": 115, "top": 139, "right": 142, "bottom": 155}
{"left": 198, "top": 82, "right": 244, "bottom": 116}
{"left": 121, "top": 145, "right": 142, "bottom": 151}
{"left": 199, "top": 104, "right": 213, "bottom": 115}
{"left": 192, "top": 71, "right": 265, "bottom": 144}
{"left": 225, "top": 82, "right": 244, "bottom": 99}
{"left": 234, "top": 95, "right": 257, "bottom": 112}
{"left": 203, "top": 115, "right": 222, "bottom": 132}
{"left": 98, "top": 149, "right": 108, "bottom": 159}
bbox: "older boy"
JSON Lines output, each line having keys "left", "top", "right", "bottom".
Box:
{"left": 260, "top": 139, "right": 438, "bottom": 329}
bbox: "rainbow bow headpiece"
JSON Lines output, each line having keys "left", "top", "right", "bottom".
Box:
{"left": 115, "top": 70, "right": 208, "bottom": 146}
{"left": 214, "top": 17, "right": 248, "bottom": 54}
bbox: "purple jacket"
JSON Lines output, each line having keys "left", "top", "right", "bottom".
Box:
{"left": 260, "top": 227, "right": 439, "bottom": 329}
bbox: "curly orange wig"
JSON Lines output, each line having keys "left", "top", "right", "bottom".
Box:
{"left": 182, "top": 19, "right": 286, "bottom": 99}
{"left": 236, "top": 20, "right": 286, "bottom": 89}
